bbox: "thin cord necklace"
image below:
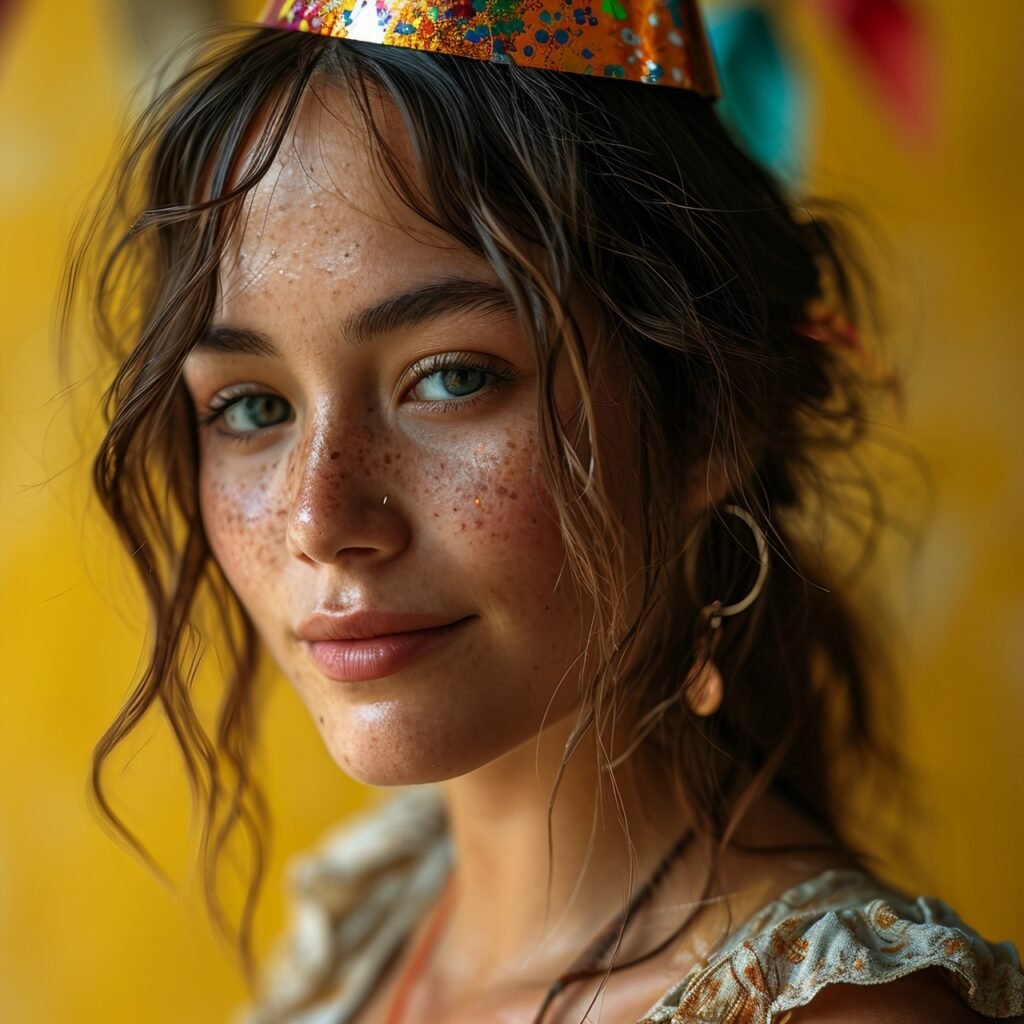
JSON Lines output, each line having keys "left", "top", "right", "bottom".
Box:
{"left": 382, "top": 823, "right": 696, "bottom": 1024}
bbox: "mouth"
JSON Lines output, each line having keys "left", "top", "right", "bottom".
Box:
{"left": 302, "top": 616, "right": 475, "bottom": 683}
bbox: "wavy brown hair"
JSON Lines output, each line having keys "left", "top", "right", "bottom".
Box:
{"left": 61, "top": 23, "right": 924, "bottom": 1016}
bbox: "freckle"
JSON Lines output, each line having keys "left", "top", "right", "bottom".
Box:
{"left": 318, "top": 716, "right": 324, "bottom": 724}
{"left": 510, "top": 492, "right": 517, "bottom": 499}
{"left": 452, "top": 506, "right": 457, "bottom": 512}
{"left": 433, "top": 512, "right": 439, "bottom": 518}
{"left": 384, "top": 454, "right": 392, "bottom": 465}
{"left": 460, "top": 523, "right": 466, "bottom": 531}
{"left": 474, "top": 520, "right": 483, "bottom": 528}
{"left": 330, "top": 451, "right": 340, "bottom": 460}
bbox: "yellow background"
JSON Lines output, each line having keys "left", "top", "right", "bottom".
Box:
{"left": 0, "top": 1, "right": 1020, "bottom": 1021}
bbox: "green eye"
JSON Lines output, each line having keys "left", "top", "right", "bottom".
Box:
{"left": 218, "top": 394, "right": 292, "bottom": 434}
{"left": 410, "top": 366, "right": 491, "bottom": 401}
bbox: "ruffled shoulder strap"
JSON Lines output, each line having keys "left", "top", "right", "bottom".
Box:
{"left": 234, "top": 786, "right": 452, "bottom": 1024}
{"left": 638, "top": 868, "right": 1024, "bottom": 1023}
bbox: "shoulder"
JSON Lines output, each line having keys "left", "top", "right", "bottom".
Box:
{"left": 654, "top": 870, "right": 1024, "bottom": 1024}
{"left": 783, "top": 965, "right": 1011, "bottom": 1022}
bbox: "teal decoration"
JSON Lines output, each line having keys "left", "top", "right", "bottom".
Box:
{"left": 705, "top": 6, "right": 808, "bottom": 185}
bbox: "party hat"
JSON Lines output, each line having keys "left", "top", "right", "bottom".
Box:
{"left": 261, "top": 0, "right": 720, "bottom": 94}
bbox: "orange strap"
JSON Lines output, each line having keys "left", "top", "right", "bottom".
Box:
{"left": 384, "top": 871, "right": 459, "bottom": 1024}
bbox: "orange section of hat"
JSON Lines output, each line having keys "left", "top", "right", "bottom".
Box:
{"left": 262, "top": 0, "right": 720, "bottom": 93}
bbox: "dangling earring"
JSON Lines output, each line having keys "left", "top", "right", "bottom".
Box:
{"left": 682, "top": 504, "right": 770, "bottom": 717}
{"left": 603, "top": 504, "right": 771, "bottom": 772}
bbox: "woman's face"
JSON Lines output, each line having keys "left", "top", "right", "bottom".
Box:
{"left": 182, "top": 88, "right": 639, "bottom": 786}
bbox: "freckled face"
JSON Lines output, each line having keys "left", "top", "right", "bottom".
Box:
{"left": 181, "top": 90, "right": 631, "bottom": 786}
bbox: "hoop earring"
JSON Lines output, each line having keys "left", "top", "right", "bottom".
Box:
{"left": 603, "top": 503, "right": 771, "bottom": 772}
{"left": 681, "top": 503, "right": 769, "bottom": 717}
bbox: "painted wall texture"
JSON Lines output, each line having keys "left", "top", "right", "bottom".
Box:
{"left": 0, "top": 1, "right": 1020, "bottom": 1021}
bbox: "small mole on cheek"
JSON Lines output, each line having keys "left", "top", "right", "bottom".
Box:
{"left": 330, "top": 451, "right": 340, "bottom": 461}
{"left": 318, "top": 716, "right": 324, "bottom": 724}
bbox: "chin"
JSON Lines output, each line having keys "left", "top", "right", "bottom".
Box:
{"left": 322, "top": 738, "right": 496, "bottom": 787}
{"left": 317, "top": 710, "right": 544, "bottom": 787}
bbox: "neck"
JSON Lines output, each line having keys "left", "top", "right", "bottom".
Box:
{"left": 435, "top": 712, "right": 702, "bottom": 992}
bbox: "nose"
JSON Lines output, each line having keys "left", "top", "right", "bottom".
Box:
{"left": 285, "top": 424, "right": 411, "bottom": 567}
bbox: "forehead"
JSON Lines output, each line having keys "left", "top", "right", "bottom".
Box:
{"left": 219, "top": 82, "right": 488, "bottom": 314}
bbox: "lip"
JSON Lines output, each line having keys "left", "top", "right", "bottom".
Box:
{"left": 297, "top": 611, "right": 475, "bottom": 682}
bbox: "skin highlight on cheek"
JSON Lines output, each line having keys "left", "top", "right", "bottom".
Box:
{"left": 415, "top": 433, "right": 547, "bottom": 548}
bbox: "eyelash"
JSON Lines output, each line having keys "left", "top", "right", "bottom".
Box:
{"left": 197, "top": 352, "right": 519, "bottom": 444}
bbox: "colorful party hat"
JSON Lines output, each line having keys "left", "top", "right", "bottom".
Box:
{"left": 261, "top": 0, "right": 721, "bottom": 94}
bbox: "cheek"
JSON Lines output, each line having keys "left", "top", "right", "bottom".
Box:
{"left": 418, "top": 430, "right": 579, "bottom": 650}
{"left": 419, "top": 426, "right": 568, "bottom": 601}
{"left": 417, "top": 432, "right": 556, "bottom": 549}
{"left": 199, "top": 450, "right": 289, "bottom": 607}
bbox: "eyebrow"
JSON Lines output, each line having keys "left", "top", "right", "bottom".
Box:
{"left": 195, "top": 275, "right": 520, "bottom": 357}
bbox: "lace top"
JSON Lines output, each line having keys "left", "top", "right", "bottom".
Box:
{"left": 234, "top": 787, "right": 1024, "bottom": 1024}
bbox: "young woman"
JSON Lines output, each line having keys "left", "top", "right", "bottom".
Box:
{"left": 64, "top": 2, "right": 1024, "bottom": 1022}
